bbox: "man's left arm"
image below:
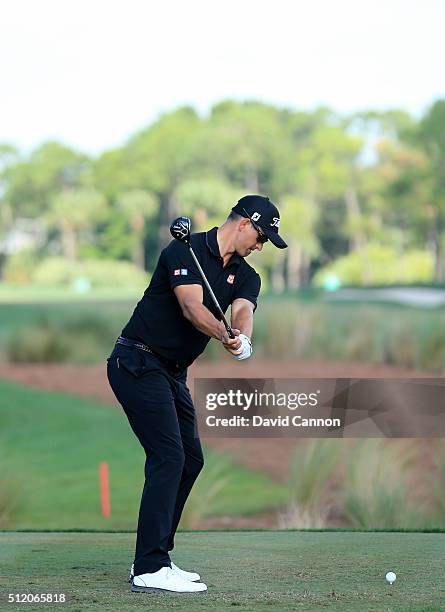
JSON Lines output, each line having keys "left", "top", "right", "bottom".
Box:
{"left": 224, "top": 298, "right": 255, "bottom": 359}
{"left": 231, "top": 298, "right": 254, "bottom": 339}
{"left": 227, "top": 270, "right": 260, "bottom": 359}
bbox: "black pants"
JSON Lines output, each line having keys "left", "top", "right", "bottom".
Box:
{"left": 107, "top": 344, "right": 204, "bottom": 575}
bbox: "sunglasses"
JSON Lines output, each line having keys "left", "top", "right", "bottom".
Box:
{"left": 243, "top": 208, "right": 269, "bottom": 244}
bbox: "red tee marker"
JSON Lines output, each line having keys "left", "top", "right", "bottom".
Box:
{"left": 99, "top": 462, "right": 111, "bottom": 518}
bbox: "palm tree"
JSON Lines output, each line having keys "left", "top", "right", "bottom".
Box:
{"left": 117, "top": 190, "right": 159, "bottom": 269}
{"left": 280, "top": 196, "right": 320, "bottom": 290}
{"left": 49, "top": 188, "right": 108, "bottom": 261}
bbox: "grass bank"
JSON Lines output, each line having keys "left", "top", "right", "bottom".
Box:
{"left": 0, "top": 380, "right": 287, "bottom": 529}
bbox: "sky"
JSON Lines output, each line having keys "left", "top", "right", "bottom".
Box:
{"left": 1, "top": 0, "right": 444, "bottom": 156}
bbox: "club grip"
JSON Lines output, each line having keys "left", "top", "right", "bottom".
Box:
{"left": 226, "top": 325, "right": 236, "bottom": 339}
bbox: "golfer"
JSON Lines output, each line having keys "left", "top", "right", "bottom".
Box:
{"left": 107, "top": 195, "right": 287, "bottom": 593}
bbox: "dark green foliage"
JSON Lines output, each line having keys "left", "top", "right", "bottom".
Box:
{"left": 3, "top": 99, "right": 445, "bottom": 287}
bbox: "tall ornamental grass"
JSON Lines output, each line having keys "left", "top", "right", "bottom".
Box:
{"left": 342, "top": 440, "right": 422, "bottom": 529}
{"left": 3, "top": 298, "right": 445, "bottom": 372}
{"left": 279, "top": 440, "right": 342, "bottom": 528}
{"left": 253, "top": 300, "right": 445, "bottom": 373}
{"left": 283, "top": 440, "right": 440, "bottom": 529}
{"left": 430, "top": 440, "right": 445, "bottom": 527}
{"left": 179, "top": 453, "right": 233, "bottom": 529}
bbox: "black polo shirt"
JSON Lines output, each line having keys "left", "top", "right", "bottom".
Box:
{"left": 120, "top": 227, "right": 261, "bottom": 369}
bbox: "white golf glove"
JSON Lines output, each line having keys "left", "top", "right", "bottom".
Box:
{"left": 232, "top": 334, "right": 252, "bottom": 361}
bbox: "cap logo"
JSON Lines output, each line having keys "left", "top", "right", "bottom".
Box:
{"left": 271, "top": 217, "right": 280, "bottom": 227}
{"left": 251, "top": 212, "right": 261, "bottom": 222}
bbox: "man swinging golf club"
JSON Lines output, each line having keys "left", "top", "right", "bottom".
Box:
{"left": 107, "top": 195, "right": 287, "bottom": 594}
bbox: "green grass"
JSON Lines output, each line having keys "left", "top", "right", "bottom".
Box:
{"left": 0, "top": 380, "right": 287, "bottom": 529}
{"left": 0, "top": 531, "right": 444, "bottom": 610}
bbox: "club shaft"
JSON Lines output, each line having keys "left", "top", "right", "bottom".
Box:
{"left": 187, "top": 245, "right": 235, "bottom": 339}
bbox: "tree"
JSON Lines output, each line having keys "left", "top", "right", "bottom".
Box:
{"left": 341, "top": 110, "right": 417, "bottom": 257}
{"left": 0, "top": 143, "right": 20, "bottom": 174}
{"left": 117, "top": 190, "right": 159, "bottom": 269}
{"left": 48, "top": 189, "right": 108, "bottom": 261}
{"left": 289, "top": 121, "right": 363, "bottom": 266}
{"left": 205, "top": 101, "right": 295, "bottom": 197}
{"left": 0, "top": 144, "right": 19, "bottom": 242}
{"left": 173, "top": 176, "right": 241, "bottom": 231}
{"left": 94, "top": 107, "right": 203, "bottom": 248}
{"left": 416, "top": 100, "right": 445, "bottom": 281}
{"left": 280, "top": 196, "right": 320, "bottom": 289}
{"left": 5, "top": 142, "right": 89, "bottom": 218}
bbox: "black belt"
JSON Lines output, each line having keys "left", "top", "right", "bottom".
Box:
{"left": 116, "top": 336, "right": 183, "bottom": 373}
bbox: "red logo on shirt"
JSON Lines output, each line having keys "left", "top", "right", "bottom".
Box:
{"left": 227, "top": 274, "right": 235, "bottom": 284}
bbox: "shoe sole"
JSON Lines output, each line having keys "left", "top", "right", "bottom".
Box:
{"left": 129, "top": 576, "right": 200, "bottom": 583}
{"left": 131, "top": 584, "right": 207, "bottom": 594}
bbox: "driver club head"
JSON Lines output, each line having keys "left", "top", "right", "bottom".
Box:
{"left": 170, "top": 217, "right": 191, "bottom": 243}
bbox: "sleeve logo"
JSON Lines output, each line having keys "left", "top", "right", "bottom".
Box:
{"left": 227, "top": 274, "right": 235, "bottom": 284}
{"left": 174, "top": 269, "right": 181, "bottom": 275}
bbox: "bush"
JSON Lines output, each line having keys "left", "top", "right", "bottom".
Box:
{"left": 6, "top": 314, "right": 117, "bottom": 363}
{"left": 7, "top": 327, "right": 70, "bottom": 363}
{"left": 3, "top": 249, "right": 41, "bottom": 284}
{"left": 32, "top": 258, "right": 148, "bottom": 289}
{"left": 314, "top": 245, "right": 434, "bottom": 287}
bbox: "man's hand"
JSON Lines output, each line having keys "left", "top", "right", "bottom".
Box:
{"left": 221, "top": 327, "right": 252, "bottom": 361}
{"left": 232, "top": 334, "right": 252, "bottom": 361}
{"left": 221, "top": 326, "right": 242, "bottom": 354}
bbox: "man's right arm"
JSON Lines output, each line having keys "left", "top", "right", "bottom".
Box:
{"left": 174, "top": 284, "right": 241, "bottom": 350}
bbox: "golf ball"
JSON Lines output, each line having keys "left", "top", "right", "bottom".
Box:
{"left": 385, "top": 571, "right": 397, "bottom": 584}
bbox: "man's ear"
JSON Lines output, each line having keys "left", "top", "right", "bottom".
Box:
{"left": 239, "top": 218, "right": 250, "bottom": 232}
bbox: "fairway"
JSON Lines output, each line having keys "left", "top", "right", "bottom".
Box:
{"left": 1, "top": 531, "right": 444, "bottom": 611}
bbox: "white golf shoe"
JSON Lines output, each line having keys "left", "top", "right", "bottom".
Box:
{"left": 131, "top": 566, "right": 207, "bottom": 593}
{"left": 129, "top": 561, "right": 200, "bottom": 582}
{"left": 171, "top": 561, "right": 201, "bottom": 582}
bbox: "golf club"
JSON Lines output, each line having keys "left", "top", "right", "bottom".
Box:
{"left": 170, "top": 217, "right": 236, "bottom": 339}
